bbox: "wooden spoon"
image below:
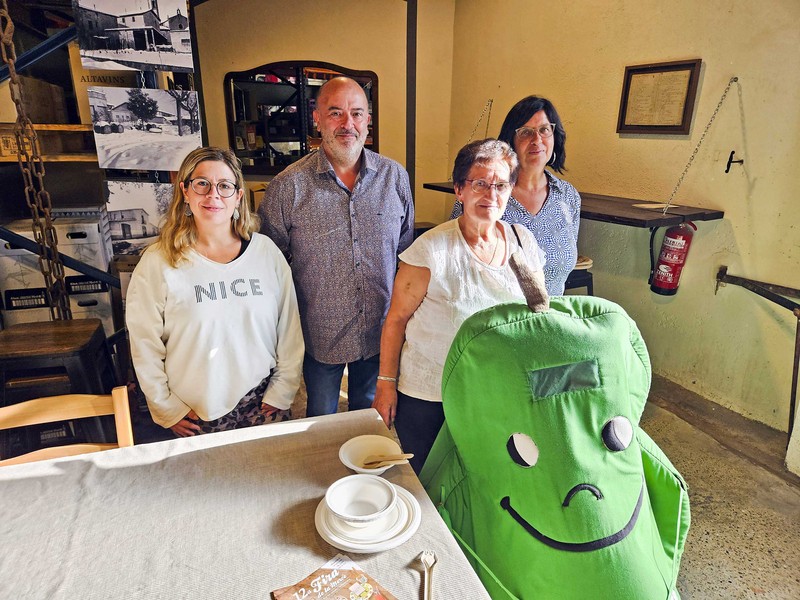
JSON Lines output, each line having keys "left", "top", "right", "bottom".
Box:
{"left": 362, "top": 453, "right": 414, "bottom": 468}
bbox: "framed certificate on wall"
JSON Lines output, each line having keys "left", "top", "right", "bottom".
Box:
{"left": 617, "top": 59, "right": 702, "bottom": 135}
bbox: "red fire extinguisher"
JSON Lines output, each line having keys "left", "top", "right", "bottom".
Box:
{"left": 650, "top": 221, "right": 697, "bottom": 295}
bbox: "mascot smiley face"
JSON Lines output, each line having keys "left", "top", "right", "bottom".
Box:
{"left": 501, "top": 408, "right": 643, "bottom": 553}
{"left": 443, "top": 301, "right": 650, "bottom": 552}
{"left": 422, "top": 297, "right": 689, "bottom": 599}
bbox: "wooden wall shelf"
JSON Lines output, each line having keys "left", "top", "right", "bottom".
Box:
{"left": 0, "top": 123, "right": 96, "bottom": 163}
{"left": 580, "top": 192, "right": 723, "bottom": 227}
{"left": 26, "top": 124, "right": 93, "bottom": 132}
{"left": 0, "top": 154, "right": 97, "bottom": 163}
{"left": 422, "top": 181, "right": 724, "bottom": 228}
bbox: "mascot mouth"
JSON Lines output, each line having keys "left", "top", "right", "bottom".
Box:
{"left": 500, "top": 478, "right": 644, "bottom": 552}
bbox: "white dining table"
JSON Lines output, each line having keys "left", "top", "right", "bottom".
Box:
{"left": 0, "top": 409, "right": 490, "bottom": 599}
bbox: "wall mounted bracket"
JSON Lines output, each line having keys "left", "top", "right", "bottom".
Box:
{"left": 716, "top": 266, "right": 800, "bottom": 444}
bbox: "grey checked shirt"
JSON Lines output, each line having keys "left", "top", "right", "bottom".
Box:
{"left": 259, "top": 148, "right": 414, "bottom": 364}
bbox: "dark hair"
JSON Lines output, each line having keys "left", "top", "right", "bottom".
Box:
{"left": 452, "top": 138, "right": 519, "bottom": 190}
{"left": 498, "top": 96, "right": 567, "bottom": 173}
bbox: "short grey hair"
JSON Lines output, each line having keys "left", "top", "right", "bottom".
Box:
{"left": 452, "top": 138, "right": 519, "bottom": 189}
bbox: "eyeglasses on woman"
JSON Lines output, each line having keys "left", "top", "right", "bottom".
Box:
{"left": 465, "top": 179, "right": 513, "bottom": 194}
{"left": 188, "top": 178, "right": 238, "bottom": 198}
{"left": 514, "top": 124, "right": 555, "bottom": 141}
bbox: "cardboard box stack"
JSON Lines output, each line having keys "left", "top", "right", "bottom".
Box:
{"left": 15, "top": 75, "right": 69, "bottom": 124}
{"left": 0, "top": 216, "right": 115, "bottom": 334}
{"left": 110, "top": 254, "right": 141, "bottom": 333}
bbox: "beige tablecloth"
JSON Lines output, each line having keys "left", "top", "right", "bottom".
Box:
{"left": 0, "top": 409, "right": 490, "bottom": 599}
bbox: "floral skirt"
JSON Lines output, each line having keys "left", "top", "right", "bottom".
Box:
{"left": 190, "top": 374, "right": 291, "bottom": 434}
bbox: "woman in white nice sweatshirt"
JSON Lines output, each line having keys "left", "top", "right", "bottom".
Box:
{"left": 126, "top": 147, "right": 304, "bottom": 437}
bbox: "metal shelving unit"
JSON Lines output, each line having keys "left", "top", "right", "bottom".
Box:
{"left": 0, "top": 124, "right": 97, "bottom": 163}
{"left": 224, "top": 62, "right": 377, "bottom": 177}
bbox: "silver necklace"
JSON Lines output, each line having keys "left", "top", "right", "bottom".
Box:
{"left": 487, "top": 233, "right": 501, "bottom": 264}
{"left": 475, "top": 227, "right": 501, "bottom": 265}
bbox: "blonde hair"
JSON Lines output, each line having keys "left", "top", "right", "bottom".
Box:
{"left": 156, "top": 146, "right": 258, "bottom": 267}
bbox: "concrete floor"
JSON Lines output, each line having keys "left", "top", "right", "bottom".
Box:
{"left": 644, "top": 376, "right": 800, "bottom": 599}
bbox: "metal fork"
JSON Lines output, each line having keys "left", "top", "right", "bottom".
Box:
{"left": 419, "top": 549, "right": 437, "bottom": 600}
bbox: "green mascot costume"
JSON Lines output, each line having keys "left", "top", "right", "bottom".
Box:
{"left": 419, "top": 254, "right": 690, "bottom": 599}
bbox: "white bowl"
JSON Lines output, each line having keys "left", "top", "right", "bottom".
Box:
{"left": 325, "top": 474, "right": 397, "bottom": 527}
{"left": 339, "top": 434, "right": 405, "bottom": 475}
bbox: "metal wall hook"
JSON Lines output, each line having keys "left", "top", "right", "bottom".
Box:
{"left": 725, "top": 150, "right": 744, "bottom": 173}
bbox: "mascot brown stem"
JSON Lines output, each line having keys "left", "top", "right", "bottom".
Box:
{"left": 509, "top": 250, "right": 550, "bottom": 313}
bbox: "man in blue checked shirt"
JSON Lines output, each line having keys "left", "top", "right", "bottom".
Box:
{"left": 259, "top": 77, "right": 414, "bottom": 417}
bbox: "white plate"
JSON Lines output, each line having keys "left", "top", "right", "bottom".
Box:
{"left": 326, "top": 489, "right": 409, "bottom": 543}
{"left": 315, "top": 484, "right": 421, "bottom": 554}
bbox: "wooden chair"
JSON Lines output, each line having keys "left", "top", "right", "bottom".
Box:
{"left": 0, "top": 386, "right": 133, "bottom": 467}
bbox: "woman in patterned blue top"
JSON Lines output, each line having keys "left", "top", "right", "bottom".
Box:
{"left": 451, "top": 96, "right": 581, "bottom": 296}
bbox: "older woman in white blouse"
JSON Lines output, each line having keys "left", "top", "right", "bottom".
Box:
{"left": 372, "top": 139, "right": 546, "bottom": 473}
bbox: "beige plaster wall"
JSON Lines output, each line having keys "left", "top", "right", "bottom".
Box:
{"left": 413, "top": 0, "right": 455, "bottom": 223}
{"left": 192, "top": 0, "right": 800, "bottom": 470}
{"left": 447, "top": 1, "right": 800, "bottom": 468}
{"left": 194, "top": 0, "right": 455, "bottom": 223}
{"left": 193, "top": 0, "right": 407, "bottom": 175}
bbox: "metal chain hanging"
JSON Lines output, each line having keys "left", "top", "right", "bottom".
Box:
{"left": 662, "top": 76, "right": 739, "bottom": 215}
{"left": 466, "top": 99, "right": 493, "bottom": 143}
{"left": 447, "top": 99, "right": 495, "bottom": 182}
{"left": 0, "top": 1, "right": 71, "bottom": 319}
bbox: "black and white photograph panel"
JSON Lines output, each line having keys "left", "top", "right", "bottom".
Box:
{"left": 106, "top": 180, "right": 171, "bottom": 256}
{"left": 89, "top": 86, "right": 201, "bottom": 170}
{"left": 72, "top": 0, "right": 194, "bottom": 72}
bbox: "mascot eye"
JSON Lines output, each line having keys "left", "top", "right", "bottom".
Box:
{"left": 602, "top": 416, "right": 633, "bottom": 452}
{"left": 507, "top": 433, "right": 539, "bottom": 467}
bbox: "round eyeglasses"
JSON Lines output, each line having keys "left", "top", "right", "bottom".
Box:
{"left": 188, "top": 178, "right": 238, "bottom": 198}
{"left": 465, "top": 179, "right": 513, "bottom": 195}
{"left": 514, "top": 124, "right": 555, "bottom": 141}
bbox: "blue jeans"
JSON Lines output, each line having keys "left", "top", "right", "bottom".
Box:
{"left": 303, "top": 353, "right": 380, "bottom": 417}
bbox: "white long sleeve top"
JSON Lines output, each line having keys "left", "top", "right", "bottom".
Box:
{"left": 126, "top": 233, "right": 304, "bottom": 428}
